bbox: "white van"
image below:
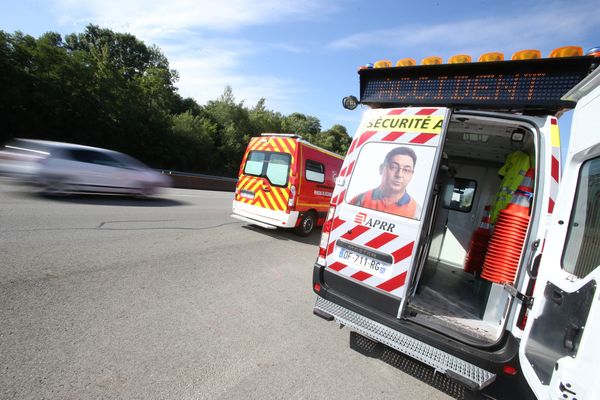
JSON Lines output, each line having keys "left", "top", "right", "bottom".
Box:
{"left": 312, "top": 47, "right": 600, "bottom": 399}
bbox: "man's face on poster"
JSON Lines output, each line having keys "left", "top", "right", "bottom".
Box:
{"left": 380, "top": 154, "right": 414, "bottom": 195}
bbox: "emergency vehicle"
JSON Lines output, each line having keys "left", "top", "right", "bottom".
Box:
{"left": 232, "top": 134, "right": 344, "bottom": 236}
{"left": 312, "top": 47, "right": 600, "bottom": 399}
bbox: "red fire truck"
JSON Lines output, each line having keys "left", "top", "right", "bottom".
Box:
{"left": 232, "top": 134, "right": 344, "bottom": 236}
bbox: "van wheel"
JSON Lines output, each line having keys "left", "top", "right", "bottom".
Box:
{"left": 295, "top": 211, "right": 316, "bottom": 237}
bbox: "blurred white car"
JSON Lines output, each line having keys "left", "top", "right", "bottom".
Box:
{"left": 31, "top": 141, "right": 171, "bottom": 196}
{"left": 0, "top": 138, "right": 54, "bottom": 181}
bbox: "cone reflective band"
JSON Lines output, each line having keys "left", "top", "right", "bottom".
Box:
{"left": 481, "top": 169, "right": 534, "bottom": 284}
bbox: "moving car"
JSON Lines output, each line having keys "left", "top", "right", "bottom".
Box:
{"left": 0, "top": 138, "right": 54, "bottom": 181}
{"left": 30, "top": 140, "right": 170, "bottom": 196}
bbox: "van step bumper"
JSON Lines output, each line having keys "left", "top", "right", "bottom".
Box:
{"left": 314, "top": 296, "right": 496, "bottom": 391}
{"left": 230, "top": 214, "right": 277, "bottom": 229}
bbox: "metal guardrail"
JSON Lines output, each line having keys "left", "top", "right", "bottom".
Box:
{"left": 159, "top": 170, "right": 237, "bottom": 192}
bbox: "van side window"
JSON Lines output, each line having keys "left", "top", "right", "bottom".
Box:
{"left": 306, "top": 160, "right": 325, "bottom": 183}
{"left": 444, "top": 178, "right": 477, "bottom": 213}
{"left": 562, "top": 156, "right": 600, "bottom": 279}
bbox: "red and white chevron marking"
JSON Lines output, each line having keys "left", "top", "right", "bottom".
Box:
{"left": 549, "top": 118, "right": 561, "bottom": 214}
{"left": 325, "top": 216, "right": 416, "bottom": 297}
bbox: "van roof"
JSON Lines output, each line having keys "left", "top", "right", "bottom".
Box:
{"left": 561, "top": 66, "right": 600, "bottom": 102}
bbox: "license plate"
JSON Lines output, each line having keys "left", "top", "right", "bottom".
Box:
{"left": 240, "top": 190, "right": 255, "bottom": 200}
{"left": 338, "top": 248, "right": 390, "bottom": 276}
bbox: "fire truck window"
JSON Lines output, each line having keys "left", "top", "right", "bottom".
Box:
{"left": 244, "top": 151, "right": 266, "bottom": 176}
{"left": 305, "top": 160, "right": 325, "bottom": 183}
{"left": 444, "top": 178, "right": 477, "bottom": 213}
{"left": 265, "top": 153, "right": 291, "bottom": 186}
{"left": 562, "top": 156, "right": 600, "bottom": 279}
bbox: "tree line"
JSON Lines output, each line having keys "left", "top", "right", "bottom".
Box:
{"left": 0, "top": 25, "right": 351, "bottom": 177}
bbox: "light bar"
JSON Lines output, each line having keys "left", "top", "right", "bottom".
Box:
{"left": 421, "top": 56, "right": 442, "bottom": 65}
{"left": 512, "top": 49, "right": 542, "bottom": 60}
{"left": 448, "top": 54, "right": 472, "bottom": 64}
{"left": 478, "top": 52, "right": 504, "bottom": 62}
{"left": 374, "top": 60, "right": 392, "bottom": 68}
{"left": 587, "top": 47, "right": 600, "bottom": 57}
{"left": 396, "top": 58, "right": 416, "bottom": 67}
{"left": 549, "top": 46, "right": 583, "bottom": 58}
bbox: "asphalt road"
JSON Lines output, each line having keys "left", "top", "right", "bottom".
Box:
{"left": 0, "top": 180, "right": 454, "bottom": 400}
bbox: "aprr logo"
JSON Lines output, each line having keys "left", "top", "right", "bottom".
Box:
{"left": 355, "top": 212, "right": 367, "bottom": 224}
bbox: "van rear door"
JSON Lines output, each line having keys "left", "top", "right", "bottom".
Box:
{"left": 519, "top": 68, "right": 600, "bottom": 400}
{"left": 323, "top": 107, "right": 450, "bottom": 318}
{"left": 236, "top": 136, "right": 295, "bottom": 214}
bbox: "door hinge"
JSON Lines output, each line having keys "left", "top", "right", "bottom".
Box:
{"left": 504, "top": 284, "right": 534, "bottom": 309}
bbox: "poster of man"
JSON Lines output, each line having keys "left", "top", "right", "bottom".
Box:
{"left": 347, "top": 144, "right": 436, "bottom": 220}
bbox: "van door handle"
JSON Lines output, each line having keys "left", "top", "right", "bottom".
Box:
{"left": 564, "top": 324, "right": 581, "bottom": 352}
{"left": 262, "top": 186, "right": 270, "bottom": 192}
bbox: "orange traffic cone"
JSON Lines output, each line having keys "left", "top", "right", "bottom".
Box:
{"left": 481, "top": 169, "right": 534, "bottom": 284}
{"left": 464, "top": 205, "right": 492, "bottom": 274}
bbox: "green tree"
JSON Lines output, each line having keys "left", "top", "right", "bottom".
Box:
{"left": 249, "top": 98, "right": 283, "bottom": 134}
{"left": 313, "top": 124, "right": 352, "bottom": 155}
{"left": 0, "top": 26, "right": 350, "bottom": 175}
{"left": 171, "top": 111, "right": 217, "bottom": 172}
{"left": 281, "top": 112, "right": 321, "bottom": 142}
{"left": 203, "top": 86, "right": 254, "bottom": 176}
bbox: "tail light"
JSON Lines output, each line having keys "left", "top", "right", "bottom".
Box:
{"left": 317, "top": 205, "right": 336, "bottom": 266}
{"left": 288, "top": 185, "right": 296, "bottom": 207}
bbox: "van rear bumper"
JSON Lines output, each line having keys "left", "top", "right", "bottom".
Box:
{"left": 312, "top": 263, "right": 535, "bottom": 398}
{"left": 232, "top": 200, "right": 299, "bottom": 228}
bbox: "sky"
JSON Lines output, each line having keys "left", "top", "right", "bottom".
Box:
{"left": 1, "top": 0, "right": 599, "bottom": 159}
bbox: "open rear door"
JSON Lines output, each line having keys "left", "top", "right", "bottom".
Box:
{"left": 323, "top": 106, "right": 450, "bottom": 319}
{"left": 519, "top": 68, "right": 600, "bottom": 400}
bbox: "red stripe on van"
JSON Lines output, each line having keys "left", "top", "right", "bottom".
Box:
{"left": 391, "top": 242, "right": 414, "bottom": 264}
{"left": 339, "top": 167, "right": 347, "bottom": 179}
{"left": 365, "top": 232, "right": 397, "bottom": 249}
{"left": 347, "top": 138, "right": 358, "bottom": 155}
{"left": 387, "top": 109, "right": 406, "bottom": 115}
{"left": 410, "top": 133, "right": 437, "bottom": 144}
{"left": 327, "top": 240, "right": 336, "bottom": 256}
{"left": 341, "top": 225, "right": 370, "bottom": 240}
{"left": 336, "top": 190, "right": 346, "bottom": 205}
{"left": 262, "top": 192, "right": 278, "bottom": 210}
{"left": 356, "top": 130, "right": 378, "bottom": 149}
{"left": 551, "top": 156, "right": 559, "bottom": 182}
{"left": 376, "top": 271, "right": 407, "bottom": 292}
{"left": 332, "top": 216, "right": 346, "bottom": 231}
{"left": 382, "top": 131, "right": 406, "bottom": 142}
{"left": 345, "top": 160, "right": 356, "bottom": 177}
{"left": 351, "top": 271, "right": 373, "bottom": 281}
{"left": 328, "top": 262, "right": 347, "bottom": 272}
{"left": 548, "top": 198, "right": 555, "bottom": 214}
{"left": 416, "top": 108, "right": 438, "bottom": 115}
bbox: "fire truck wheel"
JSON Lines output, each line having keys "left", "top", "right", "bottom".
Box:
{"left": 295, "top": 211, "right": 316, "bottom": 237}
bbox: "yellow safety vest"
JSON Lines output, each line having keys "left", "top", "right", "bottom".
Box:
{"left": 490, "top": 151, "right": 531, "bottom": 223}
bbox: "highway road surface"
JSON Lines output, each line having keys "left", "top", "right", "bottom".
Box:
{"left": 0, "top": 180, "right": 456, "bottom": 400}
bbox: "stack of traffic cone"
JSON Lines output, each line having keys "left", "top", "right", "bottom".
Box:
{"left": 464, "top": 205, "right": 492, "bottom": 274}
{"left": 481, "top": 169, "right": 534, "bottom": 284}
